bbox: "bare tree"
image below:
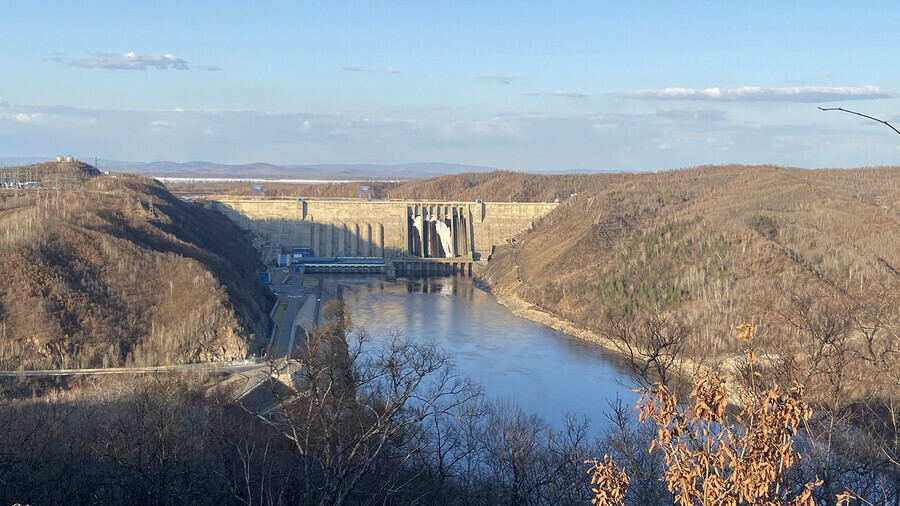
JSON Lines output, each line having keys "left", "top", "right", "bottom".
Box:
{"left": 602, "top": 312, "right": 692, "bottom": 389}
{"left": 483, "top": 400, "right": 552, "bottom": 506}
{"left": 600, "top": 399, "right": 670, "bottom": 506}
{"left": 92, "top": 377, "right": 209, "bottom": 505}
{"left": 253, "top": 309, "right": 482, "bottom": 506}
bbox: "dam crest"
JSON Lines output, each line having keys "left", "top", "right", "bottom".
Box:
{"left": 212, "top": 199, "right": 557, "bottom": 276}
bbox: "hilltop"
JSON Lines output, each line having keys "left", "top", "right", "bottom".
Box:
{"left": 0, "top": 165, "right": 273, "bottom": 370}
{"left": 0, "top": 159, "right": 100, "bottom": 186}
{"left": 0, "top": 157, "right": 499, "bottom": 180}
{"left": 165, "top": 169, "right": 610, "bottom": 201}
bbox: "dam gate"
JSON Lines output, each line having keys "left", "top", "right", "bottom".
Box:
{"left": 212, "top": 199, "right": 557, "bottom": 276}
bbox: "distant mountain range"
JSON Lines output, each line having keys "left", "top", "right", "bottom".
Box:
{"left": 0, "top": 158, "right": 502, "bottom": 180}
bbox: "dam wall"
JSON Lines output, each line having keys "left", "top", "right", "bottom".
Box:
{"left": 212, "top": 199, "right": 557, "bottom": 262}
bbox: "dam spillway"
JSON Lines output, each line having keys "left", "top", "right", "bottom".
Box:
{"left": 212, "top": 199, "right": 557, "bottom": 274}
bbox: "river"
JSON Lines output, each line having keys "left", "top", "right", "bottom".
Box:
{"left": 336, "top": 276, "right": 638, "bottom": 429}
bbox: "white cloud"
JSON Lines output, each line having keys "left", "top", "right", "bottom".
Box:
{"left": 619, "top": 85, "right": 896, "bottom": 102}
{"left": 149, "top": 120, "right": 174, "bottom": 129}
{"left": 14, "top": 113, "right": 41, "bottom": 122}
{"left": 1, "top": 112, "right": 41, "bottom": 122}
{"left": 49, "top": 51, "right": 220, "bottom": 71}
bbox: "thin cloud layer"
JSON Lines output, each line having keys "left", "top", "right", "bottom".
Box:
{"left": 525, "top": 90, "right": 588, "bottom": 98}
{"left": 550, "top": 90, "right": 587, "bottom": 98}
{"left": 342, "top": 66, "right": 401, "bottom": 74}
{"left": 49, "top": 52, "right": 220, "bottom": 71}
{"left": 619, "top": 85, "right": 895, "bottom": 102}
{"left": 2, "top": 104, "right": 898, "bottom": 171}
{"left": 0, "top": 112, "right": 41, "bottom": 122}
{"left": 484, "top": 75, "right": 513, "bottom": 85}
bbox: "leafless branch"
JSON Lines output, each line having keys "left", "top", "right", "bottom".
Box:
{"left": 819, "top": 107, "right": 900, "bottom": 136}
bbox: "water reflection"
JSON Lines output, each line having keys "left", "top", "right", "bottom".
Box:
{"left": 338, "top": 276, "right": 638, "bottom": 428}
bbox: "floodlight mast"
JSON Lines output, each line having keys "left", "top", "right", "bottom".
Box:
{"left": 819, "top": 107, "right": 900, "bottom": 137}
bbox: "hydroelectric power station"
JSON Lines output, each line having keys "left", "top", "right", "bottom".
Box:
{"left": 212, "top": 198, "right": 558, "bottom": 276}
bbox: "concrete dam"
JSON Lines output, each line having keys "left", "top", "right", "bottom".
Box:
{"left": 213, "top": 199, "right": 557, "bottom": 276}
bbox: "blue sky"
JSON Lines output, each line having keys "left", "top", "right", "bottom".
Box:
{"left": 2, "top": 1, "right": 899, "bottom": 171}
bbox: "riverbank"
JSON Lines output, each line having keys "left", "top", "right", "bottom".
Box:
{"left": 474, "top": 278, "right": 738, "bottom": 395}
{"left": 473, "top": 278, "right": 621, "bottom": 354}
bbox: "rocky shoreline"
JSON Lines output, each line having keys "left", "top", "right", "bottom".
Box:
{"left": 472, "top": 277, "right": 621, "bottom": 354}
{"left": 473, "top": 277, "right": 730, "bottom": 396}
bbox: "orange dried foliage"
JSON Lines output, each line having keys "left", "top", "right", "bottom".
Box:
{"left": 589, "top": 323, "right": 823, "bottom": 506}
{"left": 735, "top": 323, "right": 754, "bottom": 342}
{"left": 586, "top": 455, "right": 630, "bottom": 506}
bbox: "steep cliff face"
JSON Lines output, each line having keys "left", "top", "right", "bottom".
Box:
{"left": 0, "top": 171, "right": 274, "bottom": 369}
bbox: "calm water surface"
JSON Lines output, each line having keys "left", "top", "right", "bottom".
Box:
{"left": 338, "top": 276, "right": 638, "bottom": 428}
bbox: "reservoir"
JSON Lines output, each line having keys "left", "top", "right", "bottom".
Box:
{"left": 337, "top": 276, "right": 638, "bottom": 428}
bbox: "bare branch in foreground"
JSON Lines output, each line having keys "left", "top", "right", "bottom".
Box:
{"left": 819, "top": 107, "right": 900, "bottom": 136}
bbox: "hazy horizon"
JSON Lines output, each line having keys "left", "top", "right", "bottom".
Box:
{"left": 3, "top": 2, "right": 899, "bottom": 172}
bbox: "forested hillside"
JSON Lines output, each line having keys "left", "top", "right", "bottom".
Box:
{"left": 0, "top": 166, "right": 273, "bottom": 369}
{"left": 476, "top": 165, "right": 900, "bottom": 403}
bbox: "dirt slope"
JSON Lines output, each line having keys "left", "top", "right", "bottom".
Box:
{"left": 0, "top": 171, "right": 273, "bottom": 370}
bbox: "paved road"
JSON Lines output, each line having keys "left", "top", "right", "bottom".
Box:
{"left": 0, "top": 360, "right": 267, "bottom": 378}
{"left": 236, "top": 267, "right": 321, "bottom": 409}
{"left": 269, "top": 268, "right": 320, "bottom": 356}
{"left": 274, "top": 297, "right": 301, "bottom": 356}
